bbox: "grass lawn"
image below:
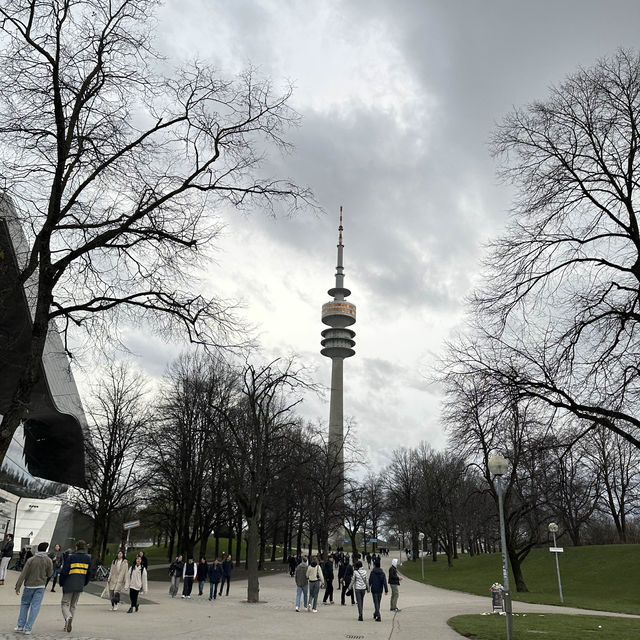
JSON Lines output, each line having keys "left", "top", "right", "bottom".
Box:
{"left": 400, "top": 545, "right": 640, "bottom": 614}
{"left": 146, "top": 559, "right": 289, "bottom": 583}
{"left": 449, "top": 613, "right": 640, "bottom": 639}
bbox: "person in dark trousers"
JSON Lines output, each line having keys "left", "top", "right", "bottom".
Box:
{"left": 388, "top": 558, "right": 402, "bottom": 611}
{"left": 197, "top": 557, "right": 208, "bottom": 596}
{"left": 169, "top": 555, "right": 184, "bottom": 597}
{"left": 339, "top": 557, "right": 354, "bottom": 606}
{"left": 14, "top": 541, "right": 53, "bottom": 634}
{"left": 46, "top": 543, "right": 64, "bottom": 591}
{"left": 182, "top": 557, "right": 197, "bottom": 598}
{"left": 0, "top": 533, "right": 14, "bottom": 585}
{"left": 368, "top": 558, "right": 388, "bottom": 621}
{"left": 125, "top": 555, "right": 148, "bottom": 612}
{"left": 322, "top": 555, "right": 334, "bottom": 604}
{"left": 219, "top": 555, "right": 233, "bottom": 596}
{"left": 288, "top": 554, "right": 297, "bottom": 577}
{"left": 59, "top": 539, "right": 92, "bottom": 633}
{"left": 349, "top": 560, "right": 368, "bottom": 621}
{"left": 208, "top": 558, "right": 223, "bottom": 600}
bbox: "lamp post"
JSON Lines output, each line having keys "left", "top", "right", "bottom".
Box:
{"left": 548, "top": 522, "right": 564, "bottom": 603}
{"left": 488, "top": 455, "right": 513, "bottom": 640}
{"left": 418, "top": 532, "right": 425, "bottom": 579}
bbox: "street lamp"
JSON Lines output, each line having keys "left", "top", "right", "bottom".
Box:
{"left": 488, "top": 455, "right": 513, "bottom": 640}
{"left": 548, "top": 522, "right": 564, "bottom": 603}
{"left": 418, "top": 532, "right": 425, "bottom": 579}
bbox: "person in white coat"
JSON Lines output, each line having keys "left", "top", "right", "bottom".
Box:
{"left": 106, "top": 551, "right": 128, "bottom": 610}
{"left": 124, "top": 555, "right": 148, "bottom": 613}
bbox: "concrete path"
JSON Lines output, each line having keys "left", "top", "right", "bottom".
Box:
{"left": 0, "top": 557, "right": 637, "bottom": 639}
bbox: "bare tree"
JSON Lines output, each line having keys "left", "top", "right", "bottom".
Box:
{"left": 0, "top": 0, "right": 312, "bottom": 468}
{"left": 73, "top": 361, "right": 150, "bottom": 563}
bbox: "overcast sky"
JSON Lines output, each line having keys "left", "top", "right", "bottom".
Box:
{"left": 9, "top": 1, "right": 640, "bottom": 478}
{"left": 132, "top": 0, "right": 640, "bottom": 471}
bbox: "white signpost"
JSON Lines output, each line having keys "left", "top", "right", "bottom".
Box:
{"left": 548, "top": 523, "right": 564, "bottom": 603}
{"left": 123, "top": 520, "right": 141, "bottom": 555}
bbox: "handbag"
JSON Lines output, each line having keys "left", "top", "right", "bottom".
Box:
{"left": 114, "top": 591, "right": 120, "bottom": 604}
{"left": 345, "top": 587, "right": 353, "bottom": 597}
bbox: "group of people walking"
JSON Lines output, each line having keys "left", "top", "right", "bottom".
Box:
{"left": 293, "top": 552, "right": 402, "bottom": 622}
{"left": 168, "top": 554, "right": 234, "bottom": 600}
{"left": 103, "top": 550, "right": 149, "bottom": 614}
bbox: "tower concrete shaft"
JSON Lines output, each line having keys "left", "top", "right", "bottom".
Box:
{"left": 321, "top": 207, "right": 355, "bottom": 535}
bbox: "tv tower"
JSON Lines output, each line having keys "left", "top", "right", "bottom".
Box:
{"left": 321, "top": 206, "right": 356, "bottom": 492}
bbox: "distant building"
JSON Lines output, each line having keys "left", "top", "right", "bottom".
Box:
{"left": 0, "top": 197, "right": 88, "bottom": 486}
{"left": 0, "top": 488, "right": 93, "bottom": 553}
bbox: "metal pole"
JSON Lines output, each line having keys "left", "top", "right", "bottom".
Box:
{"left": 552, "top": 531, "right": 564, "bottom": 603}
{"left": 125, "top": 529, "right": 130, "bottom": 558}
{"left": 496, "top": 475, "right": 513, "bottom": 640}
{"left": 421, "top": 538, "right": 424, "bottom": 580}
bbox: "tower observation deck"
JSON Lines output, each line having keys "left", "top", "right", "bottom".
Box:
{"left": 321, "top": 207, "right": 355, "bottom": 525}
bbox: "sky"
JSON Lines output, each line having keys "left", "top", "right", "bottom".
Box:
{"left": 7, "top": 0, "right": 640, "bottom": 478}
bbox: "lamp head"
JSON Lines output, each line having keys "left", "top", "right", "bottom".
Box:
{"left": 418, "top": 532, "right": 425, "bottom": 541}
{"left": 488, "top": 455, "right": 509, "bottom": 476}
{"left": 548, "top": 522, "right": 559, "bottom": 533}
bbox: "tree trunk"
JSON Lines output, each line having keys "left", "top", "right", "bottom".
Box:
{"left": 296, "top": 512, "right": 303, "bottom": 557}
{"left": 258, "top": 515, "right": 265, "bottom": 570}
{"left": 508, "top": 548, "right": 529, "bottom": 592}
{"left": 270, "top": 519, "right": 278, "bottom": 562}
{"left": 236, "top": 513, "right": 243, "bottom": 567}
{"left": 246, "top": 513, "right": 260, "bottom": 602}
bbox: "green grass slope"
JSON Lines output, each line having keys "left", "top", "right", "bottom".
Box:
{"left": 400, "top": 545, "right": 640, "bottom": 614}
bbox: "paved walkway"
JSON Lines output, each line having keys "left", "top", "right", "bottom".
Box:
{"left": 0, "top": 556, "right": 637, "bottom": 639}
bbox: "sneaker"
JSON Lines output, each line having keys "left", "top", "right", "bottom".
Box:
{"left": 14, "top": 628, "right": 23, "bottom": 633}
{"left": 186, "top": 595, "right": 191, "bottom": 599}
{"left": 307, "top": 604, "right": 312, "bottom": 611}
{"left": 181, "top": 595, "right": 186, "bottom": 599}
{"left": 295, "top": 606, "right": 299, "bottom": 612}
{"left": 66, "top": 617, "right": 73, "bottom": 632}
{"left": 23, "top": 632, "right": 32, "bottom": 636}
{"left": 312, "top": 609, "right": 318, "bottom": 613}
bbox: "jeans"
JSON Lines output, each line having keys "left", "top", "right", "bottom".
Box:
{"left": 17, "top": 587, "right": 45, "bottom": 632}
{"left": 0, "top": 556, "right": 10, "bottom": 580}
{"left": 308, "top": 581, "right": 321, "bottom": 609}
{"left": 169, "top": 575, "right": 181, "bottom": 597}
{"left": 372, "top": 591, "right": 382, "bottom": 619}
{"left": 209, "top": 581, "right": 219, "bottom": 599}
{"left": 61, "top": 590, "right": 81, "bottom": 622}
{"left": 322, "top": 578, "right": 334, "bottom": 602}
{"left": 390, "top": 584, "right": 399, "bottom": 609}
{"left": 198, "top": 579, "right": 205, "bottom": 595}
{"left": 355, "top": 589, "right": 366, "bottom": 618}
{"left": 295, "top": 585, "right": 308, "bottom": 608}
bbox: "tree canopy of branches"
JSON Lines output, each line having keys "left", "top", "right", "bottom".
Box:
{"left": 0, "top": 0, "right": 311, "bottom": 470}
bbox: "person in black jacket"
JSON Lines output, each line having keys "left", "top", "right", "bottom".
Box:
{"left": 197, "top": 557, "right": 208, "bottom": 596}
{"left": 59, "top": 539, "right": 92, "bottom": 633}
{"left": 182, "top": 558, "right": 197, "bottom": 598}
{"left": 0, "top": 533, "right": 13, "bottom": 585}
{"left": 169, "top": 555, "right": 183, "bottom": 598}
{"left": 368, "top": 558, "right": 388, "bottom": 622}
{"left": 208, "top": 558, "right": 223, "bottom": 600}
{"left": 339, "top": 557, "right": 355, "bottom": 606}
{"left": 322, "top": 555, "right": 335, "bottom": 604}
{"left": 219, "top": 555, "right": 233, "bottom": 596}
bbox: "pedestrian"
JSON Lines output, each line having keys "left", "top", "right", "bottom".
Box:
{"left": 197, "top": 557, "right": 208, "bottom": 596}
{"left": 125, "top": 555, "right": 148, "bottom": 613}
{"left": 0, "top": 533, "right": 14, "bottom": 585}
{"left": 168, "top": 555, "right": 184, "bottom": 598}
{"left": 59, "top": 539, "right": 92, "bottom": 633}
{"left": 322, "top": 555, "right": 334, "bottom": 605}
{"left": 288, "top": 554, "right": 296, "bottom": 577}
{"left": 182, "top": 557, "right": 196, "bottom": 598}
{"left": 339, "top": 556, "right": 354, "bottom": 606}
{"left": 349, "top": 560, "right": 368, "bottom": 622}
{"left": 368, "top": 558, "right": 388, "bottom": 621}
{"left": 106, "top": 550, "right": 128, "bottom": 610}
{"left": 305, "top": 555, "right": 325, "bottom": 612}
{"left": 14, "top": 541, "right": 53, "bottom": 634}
{"left": 219, "top": 554, "right": 233, "bottom": 596}
{"left": 389, "top": 557, "right": 402, "bottom": 612}
{"left": 46, "top": 544, "right": 63, "bottom": 592}
{"left": 137, "top": 551, "right": 148, "bottom": 572}
{"left": 365, "top": 552, "right": 372, "bottom": 569}
{"left": 208, "top": 557, "right": 223, "bottom": 600}
{"left": 294, "top": 555, "right": 308, "bottom": 612}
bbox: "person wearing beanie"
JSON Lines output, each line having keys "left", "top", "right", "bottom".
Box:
{"left": 14, "top": 541, "right": 53, "bottom": 634}
{"left": 59, "top": 539, "right": 92, "bottom": 633}
{"left": 388, "top": 558, "right": 402, "bottom": 612}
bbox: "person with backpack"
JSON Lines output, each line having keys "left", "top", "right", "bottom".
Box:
{"left": 125, "top": 554, "right": 148, "bottom": 613}
{"left": 168, "top": 555, "right": 184, "bottom": 598}
{"left": 368, "top": 558, "right": 388, "bottom": 621}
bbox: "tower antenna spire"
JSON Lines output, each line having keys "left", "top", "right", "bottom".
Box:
{"left": 338, "top": 205, "right": 343, "bottom": 247}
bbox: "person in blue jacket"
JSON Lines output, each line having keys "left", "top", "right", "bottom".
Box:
{"left": 59, "top": 540, "right": 92, "bottom": 633}
{"left": 368, "top": 558, "right": 388, "bottom": 622}
{"left": 208, "top": 558, "right": 223, "bottom": 600}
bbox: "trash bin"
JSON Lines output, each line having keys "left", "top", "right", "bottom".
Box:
{"left": 490, "top": 583, "right": 504, "bottom": 612}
